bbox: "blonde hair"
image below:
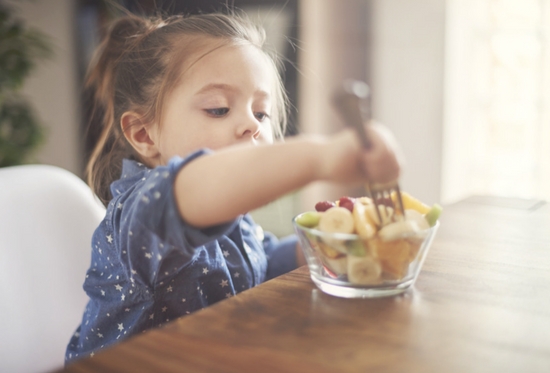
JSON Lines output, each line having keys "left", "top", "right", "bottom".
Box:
{"left": 86, "top": 12, "right": 288, "bottom": 205}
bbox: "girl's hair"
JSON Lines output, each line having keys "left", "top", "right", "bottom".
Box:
{"left": 86, "top": 12, "right": 288, "bottom": 205}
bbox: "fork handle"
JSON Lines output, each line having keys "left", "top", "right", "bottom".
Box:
{"left": 332, "top": 80, "right": 372, "bottom": 150}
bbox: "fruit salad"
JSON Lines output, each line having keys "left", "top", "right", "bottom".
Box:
{"left": 295, "top": 192, "right": 442, "bottom": 285}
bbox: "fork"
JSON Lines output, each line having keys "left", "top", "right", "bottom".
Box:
{"left": 332, "top": 80, "right": 405, "bottom": 226}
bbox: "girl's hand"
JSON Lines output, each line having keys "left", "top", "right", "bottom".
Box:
{"left": 175, "top": 121, "right": 402, "bottom": 227}
{"left": 361, "top": 122, "right": 403, "bottom": 184}
{"left": 319, "top": 122, "right": 403, "bottom": 185}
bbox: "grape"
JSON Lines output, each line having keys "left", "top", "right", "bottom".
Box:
{"left": 338, "top": 196, "right": 355, "bottom": 212}
{"left": 315, "top": 201, "right": 335, "bottom": 212}
{"left": 296, "top": 211, "right": 321, "bottom": 228}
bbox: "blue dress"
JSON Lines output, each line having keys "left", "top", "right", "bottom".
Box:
{"left": 66, "top": 149, "right": 298, "bottom": 363}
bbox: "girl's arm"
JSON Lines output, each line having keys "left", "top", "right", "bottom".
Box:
{"left": 175, "top": 125, "right": 401, "bottom": 228}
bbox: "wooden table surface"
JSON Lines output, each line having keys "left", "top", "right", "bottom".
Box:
{"left": 59, "top": 197, "right": 550, "bottom": 373}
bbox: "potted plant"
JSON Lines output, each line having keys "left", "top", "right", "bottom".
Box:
{"left": 0, "top": 2, "right": 51, "bottom": 167}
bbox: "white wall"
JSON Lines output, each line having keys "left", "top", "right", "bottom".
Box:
{"left": 13, "top": 0, "right": 82, "bottom": 176}
{"left": 369, "top": 0, "right": 446, "bottom": 206}
{"left": 10, "top": 0, "right": 447, "bottom": 235}
{"left": 298, "top": 0, "right": 370, "bottom": 212}
{"left": 298, "top": 0, "right": 446, "bottom": 207}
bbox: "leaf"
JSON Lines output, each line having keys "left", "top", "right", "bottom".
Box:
{"left": 0, "top": 96, "right": 45, "bottom": 167}
{"left": 0, "top": 2, "right": 52, "bottom": 166}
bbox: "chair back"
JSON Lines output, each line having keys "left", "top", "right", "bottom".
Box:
{"left": 0, "top": 165, "right": 105, "bottom": 373}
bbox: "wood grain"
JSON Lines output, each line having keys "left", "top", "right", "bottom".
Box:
{"left": 57, "top": 197, "right": 550, "bottom": 373}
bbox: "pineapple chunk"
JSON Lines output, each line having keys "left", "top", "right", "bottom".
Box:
{"left": 392, "top": 191, "right": 431, "bottom": 215}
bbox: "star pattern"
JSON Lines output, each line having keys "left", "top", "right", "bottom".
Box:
{"left": 66, "top": 155, "right": 296, "bottom": 364}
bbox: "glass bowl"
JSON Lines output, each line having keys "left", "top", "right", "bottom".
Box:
{"left": 293, "top": 214, "right": 439, "bottom": 298}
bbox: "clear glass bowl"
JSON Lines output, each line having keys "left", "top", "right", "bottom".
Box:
{"left": 293, "top": 214, "right": 439, "bottom": 298}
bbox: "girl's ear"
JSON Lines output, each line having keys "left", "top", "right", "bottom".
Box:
{"left": 120, "top": 112, "right": 160, "bottom": 160}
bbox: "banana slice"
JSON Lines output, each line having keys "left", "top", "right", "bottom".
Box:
{"left": 365, "top": 202, "right": 394, "bottom": 227}
{"left": 352, "top": 201, "right": 377, "bottom": 239}
{"left": 378, "top": 219, "right": 420, "bottom": 241}
{"left": 347, "top": 256, "right": 382, "bottom": 285}
{"left": 318, "top": 207, "right": 355, "bottom": 234}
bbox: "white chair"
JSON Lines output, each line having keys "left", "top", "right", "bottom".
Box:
{"left": 0, "top": 165, "right": 105, "bottom": 373}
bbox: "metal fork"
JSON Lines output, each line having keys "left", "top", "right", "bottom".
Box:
{"left": 332, "top": 80, "right": 405, "bottom": 226}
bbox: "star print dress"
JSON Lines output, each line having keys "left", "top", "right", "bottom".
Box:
{"left": 65, "top": 149, "right": 298, "bottom": 363}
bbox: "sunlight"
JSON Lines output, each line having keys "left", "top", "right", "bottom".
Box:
{"left": 443, "top": 0, "right": 549, "bottom": 203}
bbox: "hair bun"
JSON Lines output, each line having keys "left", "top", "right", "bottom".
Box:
{"left": 86, "top": 15, "right": 148, "bottom": 104}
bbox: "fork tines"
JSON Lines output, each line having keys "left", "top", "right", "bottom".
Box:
{"left": 331, "top": 80, "right": 406, "bottom": 226}
{"left": 367, "top": 183, "right": 406, "bottom": 226}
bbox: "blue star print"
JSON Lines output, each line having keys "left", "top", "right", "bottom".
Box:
{"left": 65, "top": 149, "right": 298, "bottom": 363}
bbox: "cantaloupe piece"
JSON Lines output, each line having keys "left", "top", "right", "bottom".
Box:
{"left": 371, "top": 238, "right": 411, "bottom": 279}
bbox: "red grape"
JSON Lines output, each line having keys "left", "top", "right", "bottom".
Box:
{"left": 338, "top": 196, "right": 356, "bottom": 212}
{"left": 315, "top": 201, "right": 335, "bottom": 212}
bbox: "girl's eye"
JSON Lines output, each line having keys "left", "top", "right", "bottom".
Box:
{"left": 205, "top": 108, "right": 229, "bottom": 117}
{"left": 254, "top": 112, "right": 270, "bottom": 122}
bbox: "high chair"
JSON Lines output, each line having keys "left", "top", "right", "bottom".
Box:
{"left": 0, "top": 164, "right": 105, "bottom": 373}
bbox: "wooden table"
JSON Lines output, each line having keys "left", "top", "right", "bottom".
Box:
{"left": 59, "top": 197, "right": 550, "bottom": 373}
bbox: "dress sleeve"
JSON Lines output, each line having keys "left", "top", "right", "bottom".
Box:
{"left": 121, "top": 149, "right": 238, "bottom": 260}
{"left": 263, "top": 232, "right": 299, "bottom": 281}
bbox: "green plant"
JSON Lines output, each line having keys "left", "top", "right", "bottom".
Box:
{"left": 0, "top": 2, "right": 51, "bottom": 167}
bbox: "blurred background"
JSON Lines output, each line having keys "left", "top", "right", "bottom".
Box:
{"left": 3, "top": 0, "right": 549, "bottom": 236}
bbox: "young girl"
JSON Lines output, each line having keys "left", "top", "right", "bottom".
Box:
{"left": 66, "top": 12, "right": 402, "bottom": 362}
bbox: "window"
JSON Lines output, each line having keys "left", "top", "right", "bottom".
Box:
{"left": 443, "top": 0, "right": 550, "bottom": 203}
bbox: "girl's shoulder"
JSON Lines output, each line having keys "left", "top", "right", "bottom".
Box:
{"left": 110, "top": 149, "right": 212, "bottom": 200}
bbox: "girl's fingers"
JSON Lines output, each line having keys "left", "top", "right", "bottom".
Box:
{"left": 361, "top": 123, "right": 403, "bottom": 183}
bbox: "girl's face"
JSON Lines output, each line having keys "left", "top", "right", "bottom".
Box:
{"left": 153, "top": 43, "right": 275, "bottom": 165}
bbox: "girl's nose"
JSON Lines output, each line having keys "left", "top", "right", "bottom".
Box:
{"left": 236, "top": 113, "right": 261, "bottom": 140}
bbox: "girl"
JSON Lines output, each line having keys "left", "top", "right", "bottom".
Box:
{"left": 66, "top": 12, "right": 401, "bottom": 362}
